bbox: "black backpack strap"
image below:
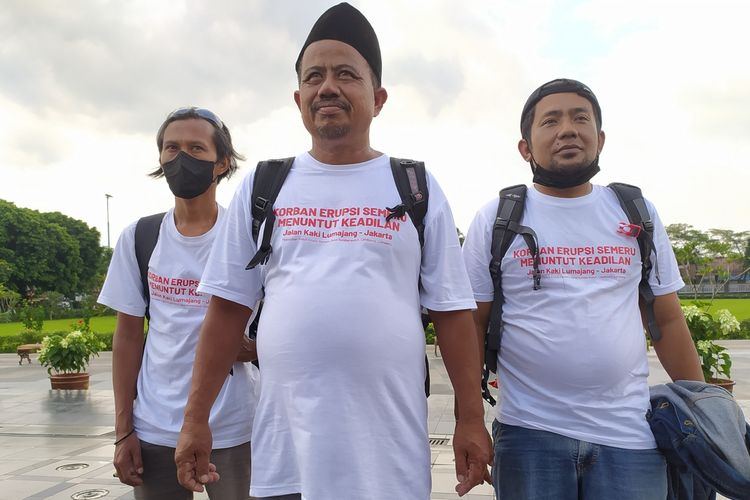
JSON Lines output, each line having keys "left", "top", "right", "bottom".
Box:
{"left": 134, "top": 212, "right": 166, "bottom": 321}
{"left": 482, "top": 185, "right": 540, "bottom": 406}
{"left": 246, "top": 157, "right": 295, "bottom": 269}
{"left": 387, "top": 157, "right": 429, "bottom": 248}
{"left": 608, "top": 182, "right": 662, "bottom": 342}
{"left": 387, "top": 157, "right": 432, "bottom": 399}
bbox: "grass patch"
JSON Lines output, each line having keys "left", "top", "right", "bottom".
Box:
{"left": 0, "top": 330, "right": 114, "bottom": 354}
{"left": 680, "top": 298, "right": 750, "bottom": 321}
{"left": 0, "top": 316, "right": 118, "bottom": 337}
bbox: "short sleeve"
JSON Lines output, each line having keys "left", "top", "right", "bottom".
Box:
{"left": 98, "top": 222, "right": 148, "bottom": 317}
{"left": 461, "top": 199, "right": 496, "bottom": 303}
{"left": 646, "top": 200, "right": 685, "bottom": 296}
{"left": 198, "top": 172, "right": 264, "bottom": 308}
{"left": 418, "top": 174, "right": 476, "bottom": 312}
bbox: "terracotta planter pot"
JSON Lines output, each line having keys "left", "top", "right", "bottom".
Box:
{"left": 707, "top": 377, "right": 735, "bottom": 393}
{"left": 50, "top": 372, "right": 90, "bottom": 390}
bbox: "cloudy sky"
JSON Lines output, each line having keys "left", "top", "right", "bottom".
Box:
{"left": 1, "top": 0, "right": 748, "bottom": 247}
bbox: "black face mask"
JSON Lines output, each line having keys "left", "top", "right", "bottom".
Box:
{"left": 530, "top": 156, "right": 600, "bottom": 189}
{"left": 162, "top": 151, "right": 216, "bottom": 199}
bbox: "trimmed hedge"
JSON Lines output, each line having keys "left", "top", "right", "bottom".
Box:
{"left": 0, "top": 316, "right": 118, "bottom": 336}
{"left": 0, "top": 330, "right": 113, "bottom": 353}
{"left": 425, "top": 323, "right": 436, "bottom": 345}
{"left": 736, "top": 319, "right": 750, "bottom": 339}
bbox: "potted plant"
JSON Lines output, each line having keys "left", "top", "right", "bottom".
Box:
{"left": 38, "top": 326, "right": 105, "bottom": 390}
{"left": 682, "top": 304, "right": 741, "bottom": 392}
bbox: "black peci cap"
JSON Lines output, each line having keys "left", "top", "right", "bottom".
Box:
{"left": 520, "top": 78, "right": 602, "bottom": 137}
{"left": 295, "top": 2, "right": 382, "bottom": 85}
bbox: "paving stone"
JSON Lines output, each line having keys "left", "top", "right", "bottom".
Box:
{"left": 2, "top": 342, "right": 750, "bottom": 500}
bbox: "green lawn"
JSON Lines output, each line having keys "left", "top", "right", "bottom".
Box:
{"left": 0, "top": 316, "right": 118, "bottom": 337}
{"left": 679, "top": 298, "right": 750, "bottom": 321}
{"left": 0, "top": 298, "right": 747, "bottom": 337}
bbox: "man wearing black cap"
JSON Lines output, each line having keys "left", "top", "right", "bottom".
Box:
{"left": 462, "top": 79, "right": 703, "bottom": 499}
{"left": 175, "top": 3, "right": 491, "bottom": 499}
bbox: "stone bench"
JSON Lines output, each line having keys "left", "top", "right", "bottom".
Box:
{"left": 17, "top": 343, "right": 43, "bottom": 365}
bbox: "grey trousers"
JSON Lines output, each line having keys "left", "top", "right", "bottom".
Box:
{"left": 134, "top": 440, "right": 251, "bottom": 500}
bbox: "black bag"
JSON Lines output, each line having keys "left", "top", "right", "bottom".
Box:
{"left": 246, "top": 157, "right": 433, "bottom": 396}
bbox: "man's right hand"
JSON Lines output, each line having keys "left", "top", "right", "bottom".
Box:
{"left": 235, "top": 336, "right": 258, "bottom": 363}
{"left": 113, "top": 433, "right": 143, "bottom": 486}
{"left": 175, "top": 419, "right": 219, "bottom": 492}
{"left": 453, "top": 417, "right": 493, "bottom": 496}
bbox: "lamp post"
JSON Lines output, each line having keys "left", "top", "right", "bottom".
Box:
{"left": 105, "top": 194, "right": 113, "bottom": 248}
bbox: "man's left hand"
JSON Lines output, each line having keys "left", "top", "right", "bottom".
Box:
{"left": 452, "top": 418, "right": 492, "bottom": 496}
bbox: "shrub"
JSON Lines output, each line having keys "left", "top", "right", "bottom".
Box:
{"left": 0, "top": 331, "right": 113, "bottom": 354}
{"left": 20, "top": 305, "right": 45, "bottom": 331}
{"left": 738, "top": 319, "right": 750, "bottom": 339}
{"left": 38, "top": 330, "right": 106, "bottom": 375}
{"left": 95, "top": 331, "right": 113, "bottom": 351}
{"left": 683, "top": 305, "right": 740, "bottom": 380}
{"left": 424, "top": 323, "right": 435, "bottom": 345}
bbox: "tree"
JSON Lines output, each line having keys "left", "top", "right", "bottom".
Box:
{"left": 89, "top": 246, "right": 114, "bottom": 300}
{"left": 666, "top": 223, "right": 709, "bottom": 289}
{"left": 708, "top": 229, "right": 750, "bottom": 280}
{"left": 0, "top": 284, "right": 20, "bottom": 314}
{"left": 41, "top": 211, "right": 102, "bottom": 292}
{"left": 666, "top": 223, "right": 750, "bottom": 297}
{"left": 0, "top": 200, "right": 82, "bottom": 297}
{"left": 38, "top": 291, "right": 66, "bottom": 320}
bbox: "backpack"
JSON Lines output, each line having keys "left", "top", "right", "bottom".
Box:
{"left": 135, "top": 211, "right": 253, "bottom": 319}
{"left": 481, "top": 182, "right": 662, "bottom": 406}
{"left": 245, "top": 156, "right": 432, "bottom": 396}
{"left": 134, "top": 211, "right": 244, "bottom": 376}
{"left": 134, "top": 212, "right": 167, "bottom": 321}
{"left": 246, "top": 157, "right": 428, "bottom": 267}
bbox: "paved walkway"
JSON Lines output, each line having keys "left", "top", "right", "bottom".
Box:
{"left": 1, "top": 341, "right": 749, "bottom": 500}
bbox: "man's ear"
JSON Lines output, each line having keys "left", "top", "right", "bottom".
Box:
{"left": 294, "top": 90, "right": 301, "bottom": 111}
{"left": 373, "top": 87, "right": 388, "bottom": 117}
{"left": 597, "top": 130, "right": 606, "bottom": 155}
{"left": 518, "top": 139, "right": 533, "bottom": 162}
{"left": 214, "top": 157, "right": 230, "bottom": 180}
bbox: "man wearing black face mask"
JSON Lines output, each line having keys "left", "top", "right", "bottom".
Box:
{"left": 98, "top": 108, "right": 259, "bottom": 499}
{"left": 462, "top": 79, "right": 703, "bottom": 499}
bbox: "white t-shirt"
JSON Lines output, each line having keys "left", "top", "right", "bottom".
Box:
{"left": 98, "top": 207, "right": 257, "bottom": 448}
{"left": 199, "top": 153, "right": 475, "bottom": 500}
{"left": 462, "top": 184, "right": 684, "bottom": 449}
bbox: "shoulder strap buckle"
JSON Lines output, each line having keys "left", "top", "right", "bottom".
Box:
{"left": 247, "top": 157, "right": 295, "bottom": 269}
{"left": 388, "top": 157, "right": 429, "bottom": 250}
{"left": 253, "top": 196, "right": 270, "bottom": 212}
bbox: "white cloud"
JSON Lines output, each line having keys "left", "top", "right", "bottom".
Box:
{"left": 0, "top": 0, "right": 747, "bottom": 247}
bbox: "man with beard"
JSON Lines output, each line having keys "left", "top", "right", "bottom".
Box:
{"left": 461, "top": 79, "right": 703, "bottom": 499}
{"left": 175, "top": 3, "right": 491, "bottom": 499}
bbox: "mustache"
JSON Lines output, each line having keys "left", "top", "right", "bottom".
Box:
{"left": 311, "top": 99, "right": 351, "bottom": 112}
{"left": 553, "top": 146, "right": 582, "bottom": 154}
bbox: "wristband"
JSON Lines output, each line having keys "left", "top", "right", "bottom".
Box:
{"left": 114, "top": 429, "right": 135, "bottom": 446}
